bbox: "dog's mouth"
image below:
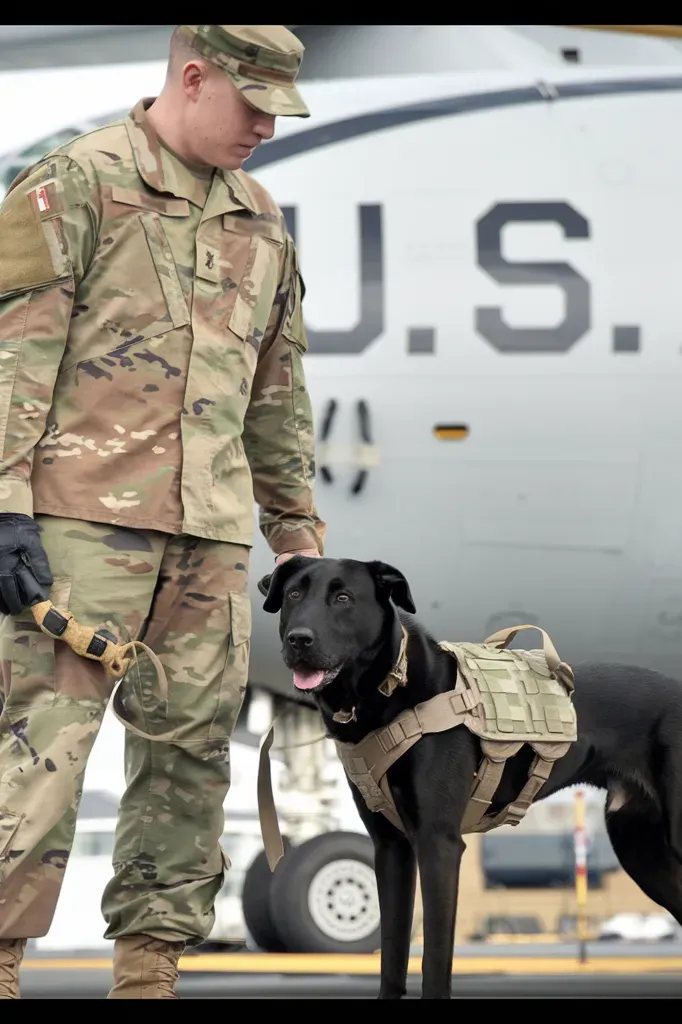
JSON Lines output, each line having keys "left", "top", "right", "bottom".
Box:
{"left": 292, "top": 665, "right": 342, "bottom": 692}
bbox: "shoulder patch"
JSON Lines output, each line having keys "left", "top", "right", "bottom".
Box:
{"left": 0, "top": 180, "right": 69, "bottom": 297}
{"left": 26, "top": 179, "right": 65, "bottom": 220}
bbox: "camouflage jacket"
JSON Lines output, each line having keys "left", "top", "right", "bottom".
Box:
{"left": 0, "top": 98, "right": 326, "bottom": 555}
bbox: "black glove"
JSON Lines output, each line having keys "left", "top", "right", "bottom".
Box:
{"left": 0, "top": 513, "right": 53, "bottom": 616}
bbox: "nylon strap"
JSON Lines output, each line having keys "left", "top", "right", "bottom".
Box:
{"left": 31, "top": 599, "right": 178, "bottom": 743}
{"left": 483, "top": 623, "right": 575, "bottom": 693}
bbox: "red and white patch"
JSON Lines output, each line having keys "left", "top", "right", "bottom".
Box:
{"left": 35, "top": 186, "right": 50, "bottom": 212}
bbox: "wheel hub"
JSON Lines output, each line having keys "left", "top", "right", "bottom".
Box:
{"left": 307, "top": 858, "right": 380, "bottom": 942}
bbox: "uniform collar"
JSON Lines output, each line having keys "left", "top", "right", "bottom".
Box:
{"left": 125, "top": 98, "right": 257, "bottom": 216}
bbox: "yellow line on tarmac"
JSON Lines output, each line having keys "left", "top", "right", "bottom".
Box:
{"left": 23, "top": 959, "right": 112, "bottom": 970}
{"left": 21, "top": 954, "right": 682, "bottom": 975}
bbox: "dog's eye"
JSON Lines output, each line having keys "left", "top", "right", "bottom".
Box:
{"left": 288, "top": 589, "right": 300, "bottom": 600}
{"left": 336, "top": 592, "right": 350, "bottom": 602}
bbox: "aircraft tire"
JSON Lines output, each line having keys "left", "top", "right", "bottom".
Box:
{"left": 269, "top": 831, "right": 381, "bottom": 954}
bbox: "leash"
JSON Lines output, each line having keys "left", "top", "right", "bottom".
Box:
{"left": 30, "top": 599, "right": 180, "bottom": 743}
{"left": 30, "top": 598, "right": 327, "bottom": 866}
{"left": 257, "top": 717, "right": 331, "bottom": 872}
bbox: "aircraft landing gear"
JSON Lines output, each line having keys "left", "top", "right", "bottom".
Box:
{"left": 242, "top": 830, "right": 381, "bottom": 954}
{"left": 239, "top": 693, "right": 428, "bottom": 955}
{"left": 241, "top": 696, "right": 382, "bottom": 954}
{"left": 268, "top": 831, "right": 381, "bottom": 954}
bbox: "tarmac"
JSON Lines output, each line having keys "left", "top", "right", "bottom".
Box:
{"left": 17, "top": 941, "right": 682, "bottom": 998}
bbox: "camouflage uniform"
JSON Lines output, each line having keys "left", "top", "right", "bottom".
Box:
{"left": 0, "top": 24, "right": 324, "bottom": 946}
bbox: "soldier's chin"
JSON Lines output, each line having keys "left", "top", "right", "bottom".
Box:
{"left": 210, "top": 147, "right": 246, "bottom": 172}
{"left": 226, "top": 144, "right": 254, "bottom": 170}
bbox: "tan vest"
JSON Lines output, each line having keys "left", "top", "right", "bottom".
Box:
{"left": 333, "top": 625, "right": 577, "bottom": 836}
{"left": 256, "top": 625, "right": 578, "bottom": 869}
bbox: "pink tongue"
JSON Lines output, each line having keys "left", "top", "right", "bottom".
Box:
{"left": 293, "top": 669, "right": 325, "bottom": 690}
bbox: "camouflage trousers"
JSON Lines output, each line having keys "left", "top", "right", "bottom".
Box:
{"left": 0, "top": 514, "right": 252, "bottom": 943}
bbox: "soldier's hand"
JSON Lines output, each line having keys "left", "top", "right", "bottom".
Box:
{"left": 275, "top": 548, "right": 321, "bottom": 566}
{"left": 0, "top": 513, "right": 54, "bottom": 616}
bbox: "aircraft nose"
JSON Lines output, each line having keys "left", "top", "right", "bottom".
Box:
{"left": 286, "top": 627, "right": 315, "bottom": 650}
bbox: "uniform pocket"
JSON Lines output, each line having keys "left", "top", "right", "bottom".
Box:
{"left": 109, "top": 186, "right": 191, "bottom": 342}
{"left": 62, "top": 187, "right": 192, "bottom": 370}
{"left": 208, "top": 591, "right": 252, "bottom": 746}
{"left": 280, "top": 246, "right": 308, "bottom": 353}
{"left": 227, "top": 234, "right": 281, "bottom": 344}
{"left": 0, "top": 575, "right": 73, "bottom": 707}
{"left": 138, "top": 211, "right": 192, "bottom": 333}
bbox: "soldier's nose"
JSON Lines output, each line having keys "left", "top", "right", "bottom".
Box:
{"left": 287, "top": 627, "right": 315, "bottom": 650}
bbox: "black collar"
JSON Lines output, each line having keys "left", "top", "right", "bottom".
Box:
{"left": 332, "top": 622, "right": 410, "bottom": 725}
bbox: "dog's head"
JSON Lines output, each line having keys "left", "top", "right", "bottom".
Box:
{"left": 257, "top": 556, "right": 416, "bottom": 695}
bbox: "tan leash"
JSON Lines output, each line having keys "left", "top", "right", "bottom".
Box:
{"left": 30, "top": 598, "right": 325, "bottom": 865}
{"left": 257, "top": 718, "right": 329, "bottom": 872}
{"left": 30, "top": 599, "right": 180, "bottom": 743}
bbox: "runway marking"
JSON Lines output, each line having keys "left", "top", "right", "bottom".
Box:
{"left": 21, "top": 954, "right": 682, "bottom": 975}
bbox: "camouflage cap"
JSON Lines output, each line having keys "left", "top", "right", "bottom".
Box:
{"left": 178, "top": 25, "right": 310, "bottom": 118}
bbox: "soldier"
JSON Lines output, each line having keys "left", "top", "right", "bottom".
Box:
{"left": 0, "top": 26, "right": 325, "bottom": 998}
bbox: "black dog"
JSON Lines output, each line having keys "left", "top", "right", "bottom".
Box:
{"left": 258, "top": 555, "right": 682, "bottom": 999}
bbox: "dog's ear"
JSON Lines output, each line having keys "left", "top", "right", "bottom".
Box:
{"left": 257, "top": 555, "right": 308, "bottom": 613}
{"left": 367, "top": 560, "right": 416, "bottom": 613}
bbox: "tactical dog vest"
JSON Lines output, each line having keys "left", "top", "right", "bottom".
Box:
{"left": 333, "top": 625, "right": 577, "bottom": 835}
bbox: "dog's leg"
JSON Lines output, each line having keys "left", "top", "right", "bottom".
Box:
{"left": 413, "top": 731, "right": 479, "bottom": 1000}
{"left": 416, "top": 830, "right": 465, "bottom": 999}
{"left": 659, "top": 731, "right": 682, "bottom": 868}
{"left": 374, "top": 829, "right": 417, "bottom": 998}
{"left": 352, "top": 795, "right": 416, "bottom": 998}
{"left": 606, "top": 809, "right": 682, "bottom": 924}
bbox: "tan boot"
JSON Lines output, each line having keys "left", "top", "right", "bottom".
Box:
{"left": 0, "top": 938, "right": 26, "bottom": 999}
{"left": 107, "top": 934, "right": 186, "bottom": 998}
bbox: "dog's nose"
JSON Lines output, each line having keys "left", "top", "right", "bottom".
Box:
{"left": 287, "top": 627, "right": 315, "bottom": 649}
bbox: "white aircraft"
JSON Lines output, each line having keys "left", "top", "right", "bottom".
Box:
{"left": 2, "top": 24, "right": 682, "bottom": 956}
